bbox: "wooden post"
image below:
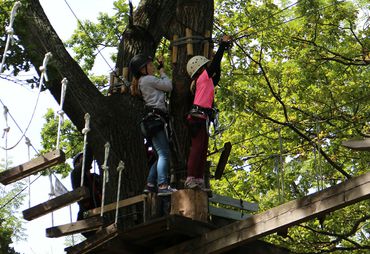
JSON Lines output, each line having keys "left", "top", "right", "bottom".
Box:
{"left": 170, "top": 189, "right": 208, "bottom": 222}
{"left": 186, "top": 28, "right": 193, "bottom": 56}
{"left": 172, "top": 35, "right": 179, "bottom": 63}
{"left": 203, "top": 30, "right": 210, "bottom": 58}
{"left": 120, "top": 67, "right": 129, "bottom": 94}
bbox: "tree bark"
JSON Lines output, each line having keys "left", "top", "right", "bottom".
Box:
{"left": 15, "top": 0, "right": 214, "bottom": 233}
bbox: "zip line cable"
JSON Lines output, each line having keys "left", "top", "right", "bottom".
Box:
{"left": 232, "top": 1, "right": 346, "bottom": 41}
{"left": 63, "top": 0, "right": 116, "bottom": 74}
{"left": 230, "top": 0, "right": 303, "bottom": 39}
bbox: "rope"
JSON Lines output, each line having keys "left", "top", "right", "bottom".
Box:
{"left": 25, "top": 137, "right": 31, "bottom": 208}
{"left": 2, "top": 106, "right": 10, "bottom": 169}
{"left": 56, "top": 78, "right": 68, "bottom": 149}
{"left": 0, "top": 52, "right": 52, "bottom": 151}
{"left": 100, "top": 142, "right": 110, "bottom": 217}
{"left": 80, "top": 113, "right": 91, "bottom": 187}
{"left": 0, "top": 1, "right": 22, "bottom": 74}
{"left": 171, "top": 35, "right": 210, "bottom": 46}
{"left": 115, "top": 161, "right": 125, "bottom": 224}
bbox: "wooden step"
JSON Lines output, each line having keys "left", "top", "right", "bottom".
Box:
{"left": 46, "top": 216, "right": 104, "bottom": 238}
{"left": 22, "top": 186, "right": 89, "bottom": 221}
{"left": 342, "top": 139, "right": 370, "bottom": 151}
{"left": 85, "top": 194, "right": 147, "bottom": 218}
{"left": 64, "top": 223, "right": 118, "bottom": 254}
{"left": 0, "top": 149, "right": 65, "bottom": 185}
{"left": 215, "top": 142, "right": 232, "bottom": 179}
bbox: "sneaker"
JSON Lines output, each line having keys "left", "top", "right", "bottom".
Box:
{"left": 157, "top": 185, "right": 177, "bottom": 196}
{"left": 143, "top": 183, "right": 157, "bottom": 194}
{"left": 184, "top": 177, "right": 198, "bottom": 189}
{"left": 194, "top": 178, "right": 212, "bottom": 193}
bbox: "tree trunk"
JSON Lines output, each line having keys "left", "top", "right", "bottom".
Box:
{"left": 15, "top": 0, "right": 214, "bottom": 233}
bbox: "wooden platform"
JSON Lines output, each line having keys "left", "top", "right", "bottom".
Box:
{"left": 23, "top": 186, "right": 89, "bottom": 221}
{"left": 119, "top": 215, "right": 216, "bottom": 252}
{"left": 0, "top": 149, "right": 65, "bottom": 185}
{"left": 342, "top": 139, "right": 370, "bottom": 151}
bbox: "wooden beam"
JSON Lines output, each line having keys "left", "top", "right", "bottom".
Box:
{"left": 46, "top": 216, "right": 104, "bottom": 238}
{"left": 64, "top": 223, "right": 118, "bottom": 254}
{"left": 209, "top": 193, "right": 259, "bottom": 212}
{"left": 209, "top": 205, "right": 251, "bottom": 221}
{"left": 215, "top": 142, "right": 232, "bottom": 180}
{"left": 342, "top": 139, "right": 370, "bottom": 151}
{"left": 86, "top": 194, "right": 147, "bottom": 217}
{"left": 22, "top": 186, "right": 89, "bottom": 221}
{"left": 0, "top": 149, "right": 65, "bottom": 185}
{"left": 159, "top": 171, "right": 370, "bottom": 254}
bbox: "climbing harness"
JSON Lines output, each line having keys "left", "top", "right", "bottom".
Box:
{"left": 0, "top": 1, "right": 21, "bottom": 74}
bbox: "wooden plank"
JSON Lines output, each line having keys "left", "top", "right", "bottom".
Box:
{"left": 209, "top": 205, "right": 251, "bottom": 221}
{"left": 209, "top": 193, "right": 259, "bottom": 212}
{"left": 65, "top": 223, "right": 118, "bottom": 254}
{"left": 46, "top": 216, "right": 104, "bottom": 238}
{"left": 86, "top": 194, "right": 147, "bottom": 217}
{"left": 342, "top": 139, "right": 370, "bottom": 151}
{"left": 22, "top": 186, "right": 89, "bottom": 221}
{"left": 0, "top": 149, "right": 65, "bottom": 185}
{"left": 159, "top": 171, "right": 370, "bottom": 254}
{"left": 215, "top": 142, "right": 232, "bottom": 180}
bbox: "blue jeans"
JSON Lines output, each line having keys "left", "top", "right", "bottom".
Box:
{"left": 147, "top": 129, "right": 170, "bottom": 186}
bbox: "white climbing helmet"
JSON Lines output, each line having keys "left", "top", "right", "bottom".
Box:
{"left": 186, "top": 55, "right": 210, "bottom": 79}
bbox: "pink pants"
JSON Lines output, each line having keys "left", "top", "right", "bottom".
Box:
{"left": 187, "top": 118, "right": 208, "bottom": 178}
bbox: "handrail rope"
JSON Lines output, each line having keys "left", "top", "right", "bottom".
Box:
{"left": 80, "top": 113, "right": 91, "bottom": 187}
{"left": 230, "top": 0, "right": 303, "bottom": 39}
{"left": 115, "top": 161, "right": 125, "bottom": 224}
{"left": 100, "top": 142, "right": 110, "bottom": 217}
{"left": 0, "top": 52, "right": 52, "bottom": 151}
{"left": 25, "top": 137, "right": 31, "bottom": 208}
{"left": 2, "top": 106, "right": 10, "bottom": 169}
{"left": 56, "top": 78, "right": 68, "bottom": 149}
{"left": 0, "top": 1, "right": 22, "bottom": 74}
{"left": 231, "top": 1, "right": 345, "bottom": 42}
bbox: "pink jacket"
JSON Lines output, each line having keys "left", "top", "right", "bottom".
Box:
{"left": 193, "top": 70, "right": 214, "bottom": 109}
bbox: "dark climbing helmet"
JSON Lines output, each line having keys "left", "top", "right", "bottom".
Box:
{"left": 129, "top": 54, "right": 153, "bottom": 78}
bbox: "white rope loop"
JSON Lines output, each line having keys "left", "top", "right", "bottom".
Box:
{"left": 115, "top": 161, "right": 125, "bottom": 224}
{"left": 56, "top": 78, "right": 68, "bottom": 149}
{"left": 0, "top": 1, "right": 22, "bottom": 74}
{"left": 100, "top": 142, "right": 110, "bottom": 217}
{"left": 80, "top": 113, "right": 90, "bottom": 187}
{"left": 39, "top": 52, "right": 52, "bottom": 82}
